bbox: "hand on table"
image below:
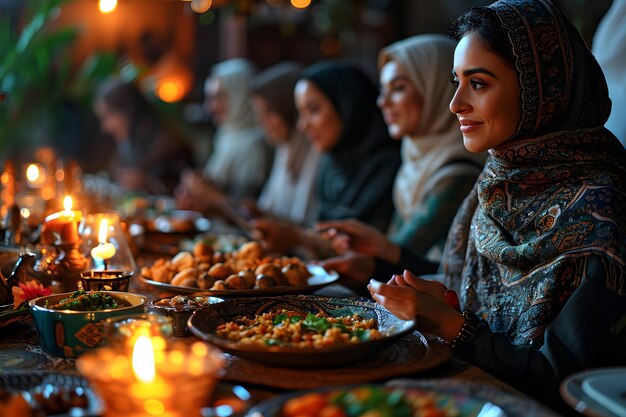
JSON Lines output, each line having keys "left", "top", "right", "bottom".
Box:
{"left": 175, "top": 169, "right": 232, "bottom": 214}
{"left": 368, "top": 270, "right": 464, "bottom": 342}
{"left": 315, "top": 251, "right": 376, "bottom": 285}
{"left": 249, "top": 218, "right": 303, "bottom": 255}
{"left": 315, "top": 219, "right": 401, "bottom": 264}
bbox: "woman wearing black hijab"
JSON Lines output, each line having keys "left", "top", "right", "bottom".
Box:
{"left": 251, "top": 62, "right": 401, "bottom": 257}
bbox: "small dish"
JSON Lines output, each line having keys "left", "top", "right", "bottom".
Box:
{"left": 29, "top": 291, "right": 147, "bottom": 358}
{"left": 151, "top": 295, "right": 224, "bottom": 337}
{"left": 561, "top": 367, "right": 626, "bottom": 417}
{"left": 188, "top": 295, "right": 415, "bottom": 367}
{"left": 0, "top": 372, "right": 103, "bottom": 417}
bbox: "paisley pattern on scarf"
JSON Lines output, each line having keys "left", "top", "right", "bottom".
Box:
{"left": 442, "top": 0, "right": 626, "bottom": 346}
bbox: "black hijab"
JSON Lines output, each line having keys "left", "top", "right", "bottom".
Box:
{"left": 301, "top": 62, "right": 401, "bottom": 230}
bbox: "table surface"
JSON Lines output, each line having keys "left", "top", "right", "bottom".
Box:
{"left": 0, "top": 265, "right": 571, "bottom": 417}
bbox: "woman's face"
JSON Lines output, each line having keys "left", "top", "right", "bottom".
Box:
{"left": 204, "top": 78, "right": 228, "bottom": 125}
{"left": 94, "top": 100, "right": 129, "bottom": 142}
{"left": 294, "top": 79, "right": 342, "bottom": 152}
{"left": 450, "top": 32, "right": 521, "bottom": 152}
{"left": 251, "top": 95, "right": 290, "bottom": 145}
{"left": 377, "top": 60, "right": 423, "bottom": 139}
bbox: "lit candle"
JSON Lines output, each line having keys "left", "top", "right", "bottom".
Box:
{"left": 42, "top": 195, "right": 82, "bottom": 244}
{"left": 129, "top": 335, "right": 170, "bottom": 416}
{"left": 77, "top": 338, "right": 224, "bottom": 417}
{"left": 91, "top": 218, "right": 116, "bottom": 268}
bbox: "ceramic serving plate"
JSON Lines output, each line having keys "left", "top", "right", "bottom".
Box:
{"left": 246, "top": 383, "right": 507, "bottom": 417}
{"left": 140, "top": 264, "right": 340, "bottom": 297}
{"left": 188, "top": 295, "right": 416, "bottom": 368}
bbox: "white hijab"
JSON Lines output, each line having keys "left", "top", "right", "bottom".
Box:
{"left": 592, "top": 0, "right": 626, "bottom": 148}
{"left": 204, "top": 58, "right": 267, "bottom": 196}
{"left": 378, "top": 34, "right": 486, "bottom": 221}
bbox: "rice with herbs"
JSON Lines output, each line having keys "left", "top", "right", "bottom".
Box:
{"left": 215, "top": 309, "right": 382, "bottom": 348}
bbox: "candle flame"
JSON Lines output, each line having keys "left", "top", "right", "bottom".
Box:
{"left": 63, "top": 195, "right": 73, "bottom": 212}
{"left": 98, "top": 218, "right": 109, "bottom": 244}
{"left": 132, "top": 335, "right": 155, "bottom": 383}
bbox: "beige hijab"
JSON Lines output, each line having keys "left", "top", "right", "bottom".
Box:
{"left": 203, "top": 58, "right": 269, "bottom": 198}
{"left": 378, "top": 34, "right": 486, "bottom": 221}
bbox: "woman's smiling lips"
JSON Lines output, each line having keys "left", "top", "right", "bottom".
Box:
{"left": 458, "top": 118, "right": 483, "bottom": 133}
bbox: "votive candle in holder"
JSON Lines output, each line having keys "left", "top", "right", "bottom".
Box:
{"left": 42, "top": 195, "right": 82, "bottom": 244}
{"left": 77, "top": 338, "right": 224, "bottom": 417}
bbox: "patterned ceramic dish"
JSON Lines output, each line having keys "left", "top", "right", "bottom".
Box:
{"left": 151, "top": 295, "right": 224, "bottom": 337}
{"left": 29, "top": 291, "right": 147, "bottom": 358}
{"left": 188, "top": 295, "right": 416, "bottom": 367}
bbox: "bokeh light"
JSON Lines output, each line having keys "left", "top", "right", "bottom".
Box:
{"left": 291, "top": 0, "right": 311, "bottom": 9}
{"left": 191, "top": 0, "right": 212, "bottom": 13}
{"left": 99, "top": 0, "right": 117, "bottom": 14}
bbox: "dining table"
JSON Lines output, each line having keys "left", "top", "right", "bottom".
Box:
{"left": 0, "top": 232, "right": 578, "bottom": 417}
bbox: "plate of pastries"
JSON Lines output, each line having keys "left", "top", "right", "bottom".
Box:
{"left": 140, "top": 241, "right": 339, "bottom": 296}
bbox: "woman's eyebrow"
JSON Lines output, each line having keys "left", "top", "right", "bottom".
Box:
{"left": 460, "top": 67, "right": 498, "bottom": 78}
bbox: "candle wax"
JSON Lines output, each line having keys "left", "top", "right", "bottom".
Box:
{"left": 42, "top": 210, "right": 82, "bottom": 244}
{"left": 91, "top": 242, "right": 116, "bottom": 260}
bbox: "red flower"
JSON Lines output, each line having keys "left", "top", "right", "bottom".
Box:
{"left": 12, "top": 281, "right": 52, "bottom": 309}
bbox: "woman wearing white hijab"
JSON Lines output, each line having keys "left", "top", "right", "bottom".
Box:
{"left": 250, "top": 62, "right": 321, "bottom": 225}
{"left": 592, "top": 0, "right": 626, "bottom": 148}
{"left": 176, "top": 58, "right": 273, "bottom": 220}
{"left": 317, "top": 35, "right": 486, "bottom": 284}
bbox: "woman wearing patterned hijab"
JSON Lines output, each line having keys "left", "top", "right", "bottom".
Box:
{"left": 369, "top": 0, "right": 625, "bottom": 397}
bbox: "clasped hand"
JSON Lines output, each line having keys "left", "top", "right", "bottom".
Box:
{"left": 368, "top": 270, "right": 465, "bottom": 343}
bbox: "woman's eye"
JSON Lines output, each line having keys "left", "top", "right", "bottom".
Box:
{"left": 471, "top": 80, "right": 486, "bottom": 90}
{"left": 450, "top": 77, "right": 459, "bottom": 88}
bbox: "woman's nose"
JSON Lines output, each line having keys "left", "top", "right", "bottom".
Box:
{"left": 376, "top": 93, "right": 386, "bottom": 109}
{"left": 449, "top": 88, "right": 468, "bottom": 115}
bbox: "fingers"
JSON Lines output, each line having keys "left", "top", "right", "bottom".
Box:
{"left": 394, "top": 270, "right": 448, "bottom": 301}
{"left": 368, "top": 279, "right": 418, "bottom": 321}
{"left": 315, "top": 219, "right": 360, "bottom": 235}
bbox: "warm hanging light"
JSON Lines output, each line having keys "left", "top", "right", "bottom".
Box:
{"left": 156, "top": 79, "right": 185, "bottom": 103}
{"left": 291, "top": 0, "right": 311, "bottom": 9}
{"left": 99, "top": 0, "right": 118, "bottom": 14}
{"left": 191, "top": 0, "right": 212, "bottom": 13}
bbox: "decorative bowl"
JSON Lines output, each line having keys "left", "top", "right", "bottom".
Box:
{"left": 151, "top": 295, "right": 223, "bottom": 337}
{"left": 188, "top": 295, "right": 416, "bottom": 367}
{"left": 29, "top": 291, "right": 147, "bottom": 358}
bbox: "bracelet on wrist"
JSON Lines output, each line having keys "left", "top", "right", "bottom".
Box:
{"left": 449, "top": 310, "right": 479, "bottom": 351}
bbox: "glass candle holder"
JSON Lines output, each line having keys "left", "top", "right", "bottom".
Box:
{"left": 103, "top": 313, "right": 174, "bottom": 350}
{"left": 77, "top": 339, "right": 224, "bottom": 417}
{"left": 79, "top": 212, "right": 136, "bottom": 272}
{"left": 80, "top": 270, "right": 134, "bottom": 292}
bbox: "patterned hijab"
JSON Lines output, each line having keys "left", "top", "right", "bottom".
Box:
{"left": 443, "top": 0, "right": 626, "bottom": 346}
